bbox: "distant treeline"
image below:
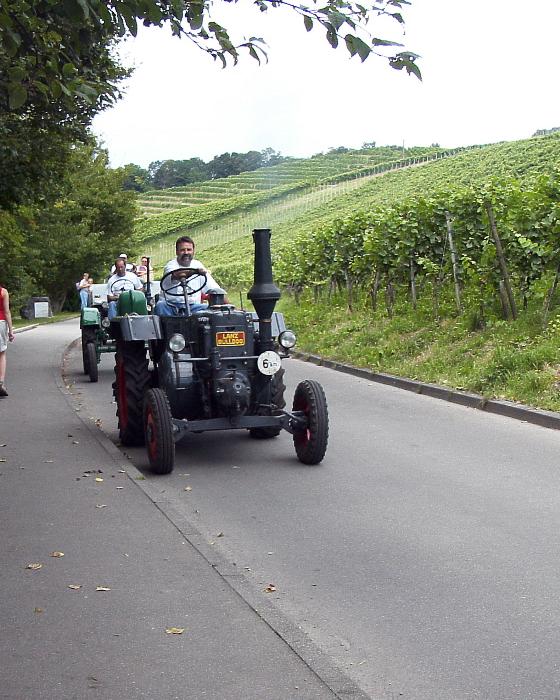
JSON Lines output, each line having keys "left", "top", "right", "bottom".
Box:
{"left": 122, "top": 148, "right": 286, "bottom": 191}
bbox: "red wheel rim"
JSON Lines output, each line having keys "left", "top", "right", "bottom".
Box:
{"left": 146, "top": 407, "right": 158, "bottom": 461}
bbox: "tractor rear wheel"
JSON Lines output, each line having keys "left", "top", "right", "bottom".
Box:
{"left": 144, "top": 388, "right": 175, "bottom": 474}
{"left": 86, "top": 342, "right": 98, "bottom": 383}
{"left": 292, "top": 379, "right": 329, "bottom": 465}
{"left": 249, "top": 368, "right": 286, "bottom": 439}
{"left": 113, "top": 341, "right": 150, "bottom": 446}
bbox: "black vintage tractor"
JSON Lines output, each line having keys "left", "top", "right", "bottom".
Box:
{"left": 110, "top": 229, "right": 329, "bottom": 474}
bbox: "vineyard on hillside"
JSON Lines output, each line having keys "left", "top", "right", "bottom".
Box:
{"left": 136, "top": 147, "right": 472, "bottom": 268}
{"left": 136, "top": 145, "right": 451, "bottom": 216}
{"left": 196, "top": 134, "right": 560, "bottom": 320}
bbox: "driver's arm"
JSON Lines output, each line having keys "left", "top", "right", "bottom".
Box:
{"left": 107, "top": 276, "right": 119, "bottom": 302}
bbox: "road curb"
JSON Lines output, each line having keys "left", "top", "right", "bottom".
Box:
{"left": 294, "top": 352, "right": 560, "bottom": 431}
{"left": 14, "top": 324, "right": 38, "bottom": 334}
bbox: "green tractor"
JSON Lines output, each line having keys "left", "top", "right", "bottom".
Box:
{"left": 109, "top": 229, "right": 329, "bottom": 474}
{"left": 80, "top": 278, "right": 160, "bottom": 382}
{"left": 80, "top": 284, "right": 116, "bottom": 383}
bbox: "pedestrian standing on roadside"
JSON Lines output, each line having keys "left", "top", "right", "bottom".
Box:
{"left": 77, "top": 272, "right": 91, "bottom": 309}
{"left": 0, "top": 283, "right": 15, "bottom": 397}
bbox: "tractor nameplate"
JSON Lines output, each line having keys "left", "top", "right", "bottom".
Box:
{"left": 216, "top": 331, "right": 245, "bottom": 347}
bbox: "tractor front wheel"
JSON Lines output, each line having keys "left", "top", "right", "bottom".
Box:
{"left": 86, "top": 342, "right": 98, "bottom": 383}
{"left": 292, "top": 379, "right": 329, "bottom": 465}
{"left": 113, "top": 341, "right": 150, "bottom": 446}
{"left": 144, "top": 388, "right": 175, "bottom": 474}
{"left": 81, "top": 330, "right": 95, "bottom": 374}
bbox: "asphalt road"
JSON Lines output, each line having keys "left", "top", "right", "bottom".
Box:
{"left": 7, "top": 318, "right": 560, "bottom": 699}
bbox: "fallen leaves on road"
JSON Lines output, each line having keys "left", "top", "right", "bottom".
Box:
{"left": 26, "top": 563, "right": 43, "bottom": 570}
{"left": 165, "top": 627, "right": 185, "bottom": 635}
{"left": 49, "top": 551, "right": 64, "bottom": 558}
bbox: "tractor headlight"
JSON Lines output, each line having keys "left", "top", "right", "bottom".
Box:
{"left": 101, "top": 317, "right": 111, "bottom": 328}
{"left": 169, "top": 333, "right": 186, "bottom": 352}
{"left": 278, "top": 330, "right": 297, "bottom": 349}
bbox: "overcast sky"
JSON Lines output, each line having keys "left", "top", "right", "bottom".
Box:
{"left": 92, "top": 0, "right": 560, "bottom": 168}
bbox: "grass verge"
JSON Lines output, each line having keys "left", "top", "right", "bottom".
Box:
{"left": 276, "top": 290, "right": 560, "bottom": 412}
{"left": 13, "top": 312, "right": 78, "bottom": 329}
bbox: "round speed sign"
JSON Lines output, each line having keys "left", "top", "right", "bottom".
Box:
{"left": 257, "top": 351, "right": 282, "bottom": 376}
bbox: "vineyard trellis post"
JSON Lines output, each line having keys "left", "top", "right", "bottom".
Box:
{"left": 370, "top": 268, "right": 381, "bottom": 312}
{"left": 444, "top": 211, "right": 463, "bottom": 314}
{"left": 409, "top": 257, "right": 417, "bottom": 310}
{"left": 542, "top": 261, "right": 560, "bottom": 325}
{"left": 485, "top": 202, "right": 518, "bottom": 320}
{"left": 498, "top": 281, "right": 513, "bottom": 321}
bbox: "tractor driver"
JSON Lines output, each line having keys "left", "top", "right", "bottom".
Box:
{"left": 106, "top": 257, "right": 143, "bottom": 320}
{"left": 154, "top": 236, "right": 224, "bottom": 316}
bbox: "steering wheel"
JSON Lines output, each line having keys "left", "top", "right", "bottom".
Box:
{"left": 109, "top": 277, "right": 136, "bottom": 296}
{"left": 160, "top": 268, "right": 207, "bottom": 302}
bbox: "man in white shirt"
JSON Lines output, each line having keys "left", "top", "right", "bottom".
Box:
{"left": 154, "top": 236, "right": 223, "bottom": 317}
{"left": 107, "top": 257, "right": 144, "bottom": 319}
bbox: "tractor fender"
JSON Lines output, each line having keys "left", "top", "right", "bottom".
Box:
{"left": 119, "top": 314, "right": 162, "bottom": 341}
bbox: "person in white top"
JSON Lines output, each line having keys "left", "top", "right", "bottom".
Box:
{"left": 154, "top": 236, "right": 223, "bottom": 316}
{"left": 106, "top": 257, "right": 144, "bottom": 319}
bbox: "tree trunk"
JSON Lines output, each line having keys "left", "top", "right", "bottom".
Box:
{"left": 485, "top": 202, "right": 517, "bottom": 319}
{"left": 49, "top": 291, "right": 67, "bottom": 313}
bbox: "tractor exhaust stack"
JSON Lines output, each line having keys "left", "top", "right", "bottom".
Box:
{"left": 247, "top": 228, "right": 281, "bottom": 351}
